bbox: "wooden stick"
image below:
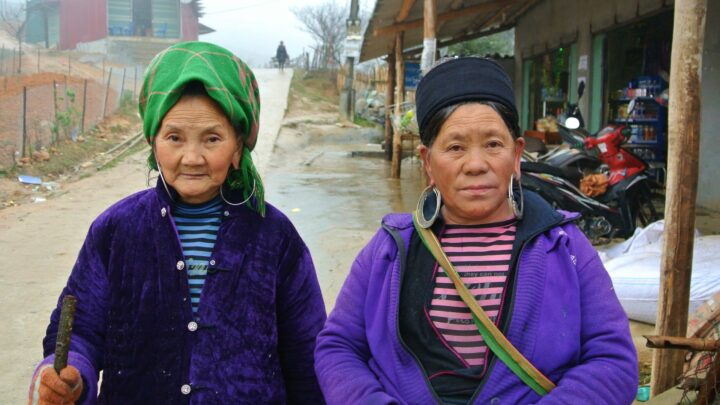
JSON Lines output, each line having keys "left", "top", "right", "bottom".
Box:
{"left": 53, "top": 296, "right": 77, "bottom": 373}
{"left": 645, "top": 335, "right": 720, "bottom": 352}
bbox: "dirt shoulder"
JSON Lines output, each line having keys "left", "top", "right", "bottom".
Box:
{"left": 0, "top": 112, "right": 143, "bottom": 208}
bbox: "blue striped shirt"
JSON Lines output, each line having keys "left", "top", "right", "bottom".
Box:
{"left": 173, "top": 196, "right": 222, "bottom": 316}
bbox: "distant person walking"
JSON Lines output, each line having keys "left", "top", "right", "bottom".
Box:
{"left": 276, "top": 41, "right": 289, "bottom": 71}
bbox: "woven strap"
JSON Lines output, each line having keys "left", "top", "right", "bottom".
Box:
{"left": 412, "top": 212, "right": 556, "bottom": 396}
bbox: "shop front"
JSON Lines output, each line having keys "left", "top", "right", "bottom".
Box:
{"left": 593, "top": 10, "right": 673, "bottom": 165}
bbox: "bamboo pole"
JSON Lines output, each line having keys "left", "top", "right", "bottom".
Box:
{"left": 391, "top": 32, "right": 405, "bottom": 178}
{"left": 384, "top": 51, "right": 396, "bottom": 161}
{"left": 650, "top": 0, "right": 707, "bottom": 397}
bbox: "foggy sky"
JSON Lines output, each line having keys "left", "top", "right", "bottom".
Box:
{"left": 199, "top": 0, "right": 346, "bottom": 67}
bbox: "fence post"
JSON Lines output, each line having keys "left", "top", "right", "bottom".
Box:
{"left": 67, "top": 51, "right": 71, "bottom": 76}
{"left": 63, "top": 75, "right": 68, "bottom": 111}
{"left": 37, "top": 48, "right": 40, "bottom": 73}
{"left": 81, "top": 79, "right": 88, "bottom": 133}
{"left": 133, "top": 65, "right": 138, "bottom": 99}
{"left": 120, "top": 67, "right": 127, "bottom": 106}
{"left": 1, "top": 44, "right": 4, "bottom": 75}
{"left": 21, "top": 86, "right": 27, "bottom": 157}
{"left": 52, "top": 80, "right": 58, "bottom": 144}
{"left": 103, "top": 67, "right": 113, "bottom": 118}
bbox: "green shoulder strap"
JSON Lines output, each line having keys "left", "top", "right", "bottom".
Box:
{"left": 412, "top": 211, "right": 556, "bottom": 396}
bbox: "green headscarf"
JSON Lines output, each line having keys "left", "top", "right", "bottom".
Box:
{"left": 139, "top": 41, "right": 264, "bottom": 215}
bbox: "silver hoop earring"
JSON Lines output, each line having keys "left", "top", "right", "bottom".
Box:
{"left": 509, "top": 173, "right": 524, "bottom": 220}
{"left": 220, "top": 180, "right": 256, "bottom": 207}
{"left": 416, "top": 185, "right": 442, "bottom": 228}
{"left": 156, "top": 163, "right": 175, "bottom": 203}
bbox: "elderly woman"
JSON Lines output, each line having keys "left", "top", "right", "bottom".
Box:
{"left": 315, "top": 57, "right": 637, "bottom": 404}
{"left": 28, "top": 41, "right": 326, "bottom": 404}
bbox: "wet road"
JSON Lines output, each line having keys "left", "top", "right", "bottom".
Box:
{"left": 264, "top": 125, "right": 424, "bottom": 308}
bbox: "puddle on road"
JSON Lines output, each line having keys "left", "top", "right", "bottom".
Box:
{"left": 263, "top": 139, "right": 424, "bottom": 308}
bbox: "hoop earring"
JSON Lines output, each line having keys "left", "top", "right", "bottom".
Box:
{"left": 220, "top": 180, "right": 256, "bottom": 207}
{"left": 509, "top": 173, "right": 524, "bottom": 220}
{"left": 416, "top": 185, "right": 442, "bottom": 228}
{"left": 156, "top": 163, "right": 175, "bottom": 203}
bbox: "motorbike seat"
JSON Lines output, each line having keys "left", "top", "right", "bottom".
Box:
{"left": 520, "top": 161, "right": 583, "bottom": 185}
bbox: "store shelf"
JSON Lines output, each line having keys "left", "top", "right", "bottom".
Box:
{"left": 611, "top": 119, "right": 660, "bottom": 124}
{"left": 609, "top": 97, "right": 667, "bottom": 163}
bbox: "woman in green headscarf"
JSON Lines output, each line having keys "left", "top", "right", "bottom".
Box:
{"left": 29, "top": 41, "right": 326, "bottom": 404}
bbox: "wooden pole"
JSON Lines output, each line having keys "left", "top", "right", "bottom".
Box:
{"left": 421, "top": 0, "right": 437, "bottom": 72}
{"left": 384, "top": 51, "right": 396, "bottom": 161}
{"left": 37, "top": 48, "right": 40, "bottom": 73}
{"left": 67, "top": 51, "right": 71, "bottom": 76}
{"left": 391, "top": 32, "right": 405, "bottom": 178}
{"left": 650, "top": 0, "right": 707, "bottom": 397}
{"left": 52, "top": 80, "right": 57, "bottom": 144}
{"left": 103, "top": 67, "right": 113, "bottom": 118}
{"left": 120, "top": 67, "right": 127, "bottom": 103}
{"left": 81, "top": 80, "right": 87, "bottom": 133}
{"left": 21, "top": 86, "right": 27, "bottom": 157}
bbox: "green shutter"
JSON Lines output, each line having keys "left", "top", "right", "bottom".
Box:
{"left": 568, "top": 43, "right": 578, "bottom": 104}
{"left": 108, "top": 0, "right": 132, "bottom": 35}
{"left": 152, "top": 0, "right": 180, "bottom": 39}
{"left": 590, "top": 33, "right": 606, "bottom": 134}
{"left": 521, "top": 59, "right": 531, "bottom": 131}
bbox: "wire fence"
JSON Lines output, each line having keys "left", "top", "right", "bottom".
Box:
{"left": 0, "top": 46, "right": 145, "bottom": 168}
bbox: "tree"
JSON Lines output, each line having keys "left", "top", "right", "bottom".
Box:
{"left": 0, "top": 0, "right": 27, "bottom": 73}
{"left": 292, "top": 1, "right": 347, "bottom": 70}
{"left": 448, "top": 29, "right": 515, "bottom": 58}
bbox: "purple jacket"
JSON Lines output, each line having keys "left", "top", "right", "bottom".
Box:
{"left": 38, "top": 182, "right": 327, "bottom": 404}
{"left": 315, "top": 192, "right": 637, "bottom": 404}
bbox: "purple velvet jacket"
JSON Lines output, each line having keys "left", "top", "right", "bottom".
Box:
{"left": 39, "top": 182, "right": 327, "bottom": 404}
{"left": 315, "top": 192, "right": 638, "bottom": 404}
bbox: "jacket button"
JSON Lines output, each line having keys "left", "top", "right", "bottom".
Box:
{"left": 180, "top": 384, "right": 191, "bottom": 395}
{"left": 209, "top": 259, "right": 216, "bottom": 266}
{"left": 223, "top": 210, "right": 230, "bottom": 217}
{"left": 160, "top": 207, "right": 167, "bottom": 217}
{"left": 188, "top": 321, "right": 198, "bottom": 332}
{"left": 176, "top": 260, "right": 185, "bottom": 271}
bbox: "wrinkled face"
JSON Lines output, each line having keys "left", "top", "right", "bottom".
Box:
{"left": 154, "top": 94, "right": 241, "bottom": 204}
{"left": 419, "top": 103, "right": 525, "bottom": 225}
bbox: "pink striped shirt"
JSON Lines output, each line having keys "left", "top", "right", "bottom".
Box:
{"left": 428, "top": 217, "right": 517, "bottom": 370}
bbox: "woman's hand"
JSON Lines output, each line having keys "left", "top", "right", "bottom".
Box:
{"left": 29, "top": 365, "right": 83, "bottom": 405}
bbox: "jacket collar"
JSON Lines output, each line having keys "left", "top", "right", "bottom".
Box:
{"left": 154, "top": 179, "right": 261, "bottom": 219}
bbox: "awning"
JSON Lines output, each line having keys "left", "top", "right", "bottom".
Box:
{"left": 360, "top": 0, "right": 540, "bottom": 62}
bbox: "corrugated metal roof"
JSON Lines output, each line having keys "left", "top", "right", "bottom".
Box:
{"left": 360, "top": 0, "right": 538, "bottom": 62}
